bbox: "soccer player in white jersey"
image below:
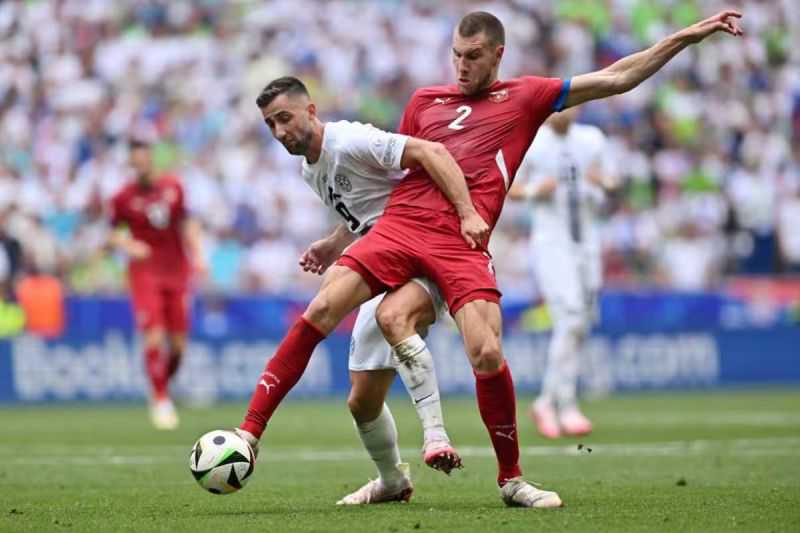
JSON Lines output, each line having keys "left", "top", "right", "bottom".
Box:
{"left": 239, "top": 76, "right": 488, "bottom": 504}
{"left": 509, "top": 107, "right": 619, "bottom": 439}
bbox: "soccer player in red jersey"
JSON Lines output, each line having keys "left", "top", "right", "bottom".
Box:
{"left": 238, "top": 9, "right": 743, "bottom": 507}
{"left": 110, "top": 138, "right": 205, "bottom": 430}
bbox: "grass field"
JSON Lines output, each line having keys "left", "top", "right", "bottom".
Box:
{"left": 1, "top": 390, "right": 799, "bottom": 532}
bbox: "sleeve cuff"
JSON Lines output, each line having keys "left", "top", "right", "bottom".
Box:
{"left": 553, "top": 78, "right": 571, "bottom": 112}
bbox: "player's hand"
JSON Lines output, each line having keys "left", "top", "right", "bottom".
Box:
{"left": 682, "top": 10, "right": 743, "bottom": 43}
{"left": 299, "top": 238, "right": 340, "bottom": 275}
{"left": 128, "top": 240, "right": 151, "bottom": 260}
{"left": 192, "top": 254, "right": 209, "bottom": 279}
{"left": 459, "top": 209, "right": 490, "bottom": 250}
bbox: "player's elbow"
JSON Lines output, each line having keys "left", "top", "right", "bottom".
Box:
{"left": 417, "top": 141, "right": 449, "bottom": 167}
{"left": 610, "top": 70, "right": 638, "bottom": 94}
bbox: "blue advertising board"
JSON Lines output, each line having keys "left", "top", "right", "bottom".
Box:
{"left": 0, "top": 295, "right": 798, "bottom": 403}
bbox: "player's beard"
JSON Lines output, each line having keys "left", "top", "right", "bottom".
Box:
{"left": 284, "top": 129, "right": 313, "bottom": 156}
{"left": 461, "top": 69, "right": 496, "bottom": 96}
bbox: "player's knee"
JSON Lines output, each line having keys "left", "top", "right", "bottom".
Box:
{"left": 561, "top": 312, "right": 589, "bottom": 340}
{"left": 304, "top": 293, "right": 335, "bottom": 333}
{"left": 470, "top": 336, "right": 503, "bottom": 373}
{"left": 375, "top": 303, "right": 414, "bottom": 345}
{"left": 347, "top": 392, "right": 381, "bottom": 424}
{"left": 144, "top": 328, "right": 165, "bottom": 348}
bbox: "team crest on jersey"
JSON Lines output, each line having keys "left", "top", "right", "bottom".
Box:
{"left": 488, "top": 89, "right": 509, "bottom": 103}
{"left": 145, "top": 202, "right": 170, "bottom": 229}
{"left": 335, "top": 174, "right": 352, "bottom": 192}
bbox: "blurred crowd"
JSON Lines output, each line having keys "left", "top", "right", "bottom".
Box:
{"left": 1, "top": 0, "right": 799, "bottom": 300}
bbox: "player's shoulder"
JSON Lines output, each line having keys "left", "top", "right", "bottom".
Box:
{"left": 110, "top": 181, "right": 135, "bottom": 202}
{"left": 158, "top": 174, "right": 184, "bottom": 192}
{"left": 407, "top": 84, "right": 459, "bottom": 103}
{"left": 509, "top": 75, "right": 561, "bottom": 88}
{"left": 324, "top": 120, "right": 382, "bottom": 151}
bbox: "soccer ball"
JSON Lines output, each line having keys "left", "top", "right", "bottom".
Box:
{"left": 189, "top": 430, "right": 255, "bottom": 494}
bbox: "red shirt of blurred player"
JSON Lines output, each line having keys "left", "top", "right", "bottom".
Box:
{"left": 110, "top": 146, "right": 190, "bottom": 287}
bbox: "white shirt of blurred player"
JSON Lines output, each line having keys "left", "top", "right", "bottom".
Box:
{"left": 301, "top": 120, "right": 408, "bottom": 235}
{"left": 519, "top": 123, "right": 615, "bottom": 255}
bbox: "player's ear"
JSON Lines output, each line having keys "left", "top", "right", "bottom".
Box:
{"left": 306, "top": 102, "right": 317, "bottom": 119}
{"left": 494, "top": 44, "right": 505, "bottom": 63}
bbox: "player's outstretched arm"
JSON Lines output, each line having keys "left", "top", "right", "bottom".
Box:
{"left": 299, "top": 223, "right": 357, "bottom": 275}
{"left": 401, "top": 138, "right": 490, "bottom": 249}
{"left": 564, "top": 10, "right": 743, "bottom": 109}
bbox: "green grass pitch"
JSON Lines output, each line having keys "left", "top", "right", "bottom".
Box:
{"left": 1, "top": 390, "right": 799, "bottom": 532}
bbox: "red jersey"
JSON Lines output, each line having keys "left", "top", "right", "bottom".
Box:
{"left": 389, "top": 76, "right": 568, "bottom": 229}
{"left": 110, "top": 175, "right": 189, "bottom": 282}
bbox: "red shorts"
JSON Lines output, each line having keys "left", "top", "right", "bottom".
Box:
{"left": 338, "top": 209, "right": 500, "bottom": 315}
{"left": 128, "top": 273, "right": 191, "bottom": 333}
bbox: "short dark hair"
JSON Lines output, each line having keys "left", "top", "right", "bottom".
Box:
{"left": 457, "top": 11, "right": 505, "bottom": 47}
{"left": 256, "top": 76, "right": 309, "bottom": 109}
{"left": 129, "top": 138, "right": 151, "bottom": 150}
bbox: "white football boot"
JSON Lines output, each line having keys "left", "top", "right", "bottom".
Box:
{"left": 336, "top": 463, "right": 413, "bottom": 505}
{"left": 233, "top": 428, "right": 260, "bottom": 459}
{"left": 500, "top": 478, "right": 563, "bottom": 508}
{"left": 149, "top": 398, "right": 179, "bottom": 430}
{"left": 423, "top": 439, "right": 463, "bottom": 475}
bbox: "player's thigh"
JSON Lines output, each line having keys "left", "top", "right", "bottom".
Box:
{"left": 453, "top": 299, "right": 504, "bottom": 372}
{"left": 375, "top": 279, "right": 438, "bottom": 343}
{"left": 348, "top": 369, "right": 396, "bottom": 423}
{"left": 304, "top": 265, "right": 376, "bottom": 334}
{"left": 420, "top": 238, "right": 501, "bottom": 317}
{"left": 163, "top": 285, "right": 191, "bottom": 338}
{"left": 350, "top": 295, "right": 395, "bottom": 372}
{"left": 534, "top": 246, "right": 583, "bottom": 312}
{"left": 129, "top": 275, "right": 165, "bottom": 338}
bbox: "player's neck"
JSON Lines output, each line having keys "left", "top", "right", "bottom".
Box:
{"left": 553, "top": 125, "right": 571, "bottom": 136}
{"left": 136, "top": 173, "right": 156, "bottom": 187}
{"left": 304, "top": 120, "right": 325, "bottom": 165}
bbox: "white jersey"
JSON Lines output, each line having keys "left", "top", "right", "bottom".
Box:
{"left": 519, "top": 123, "right": 613, "bottom": 254}
{"left": 301, "top": 120, "right": 408, "bottom": 235}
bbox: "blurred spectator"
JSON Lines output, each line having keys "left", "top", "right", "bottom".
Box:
{"left": 15, "top": 260, "right": 65, "bottom": 338}
{"left": 0, "top": 0, "right": 797, "bottom": 297}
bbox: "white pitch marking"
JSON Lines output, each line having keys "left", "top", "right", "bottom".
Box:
{"left": 2, "top": 437, "right": 798, "bottom": 466}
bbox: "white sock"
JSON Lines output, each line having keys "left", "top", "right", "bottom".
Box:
{"left": 354, "top": 403, "right": 405, "bottom": 487}
{"left": 540, "top": 313, "right": 584, "bottom": 410}
{"left": 392, "top": 334, "right": 449, "bottom": 444}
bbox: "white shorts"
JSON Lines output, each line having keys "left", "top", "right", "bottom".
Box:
{"left": 348, "top": 277, "right": 446, "bottom": 371}
{"left": 532, "top": 243, "right": 601, "bottom": 324}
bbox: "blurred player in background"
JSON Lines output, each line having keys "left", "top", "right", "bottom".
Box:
{"left": 109, "top": 138, "right": 205, "bottom": 430}
{"left": 237, "top": 9, "right": 743, "bottom": 509}
{"left": 509, "top": 107, "right": 619, "bottom": 439}
{"left": 239, "top": 77, "right": 483, "bottom": 504}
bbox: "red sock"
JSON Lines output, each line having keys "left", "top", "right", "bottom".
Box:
{"left": 165, "top": 350, "right": 182, "bottom": 380}
{"left": 240, "top": 317, "right": 326, "bottom": 438}
{"left": 474, "top": 362, "right": 522, "bottom": 485}
{"left": 145, "top": 345, "right": 168, "bottom": 400}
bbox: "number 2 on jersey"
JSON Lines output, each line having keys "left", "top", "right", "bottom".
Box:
{"left": 448, "top": 105, "right": 472, "bottom": 130}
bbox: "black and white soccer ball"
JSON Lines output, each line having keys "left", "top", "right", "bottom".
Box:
{"left": 189, "top": 430, "right": 255, "bottom": 495}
